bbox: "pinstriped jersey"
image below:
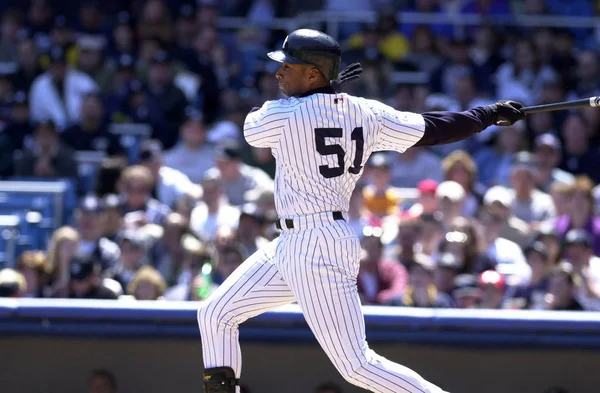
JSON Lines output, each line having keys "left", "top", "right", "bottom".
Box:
{"left": 243, "top": 92, "right": 425, "bottom": 217}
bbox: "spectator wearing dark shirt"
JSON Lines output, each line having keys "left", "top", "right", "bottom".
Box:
{"left": 145, "top": 49, "right": 188, "bottom": 149}
{"left": 398, "top": 254, "right": 453, "bottom": 308}
{"left": 61, "top": 93, "right": 124, "bottom": 156}
{"left": 12, "top": 37, "right": 43, "bottom": 92}
{"left": 560, "top": 113, "right": 600, "bottom": 183}
{"left": 433, "top": 252, "right": 463, "bottom": 303}
{"left": 543, "top": 262, "right": 584, "bottom": 311}
{"left": 14, "top": 119, "right": 78, "bottom": 179}
{"left": 67, "top": 253, "right": 117, "bottom": 299}
{"left": 509, "top": 241, "right": 551, "bottom": 309}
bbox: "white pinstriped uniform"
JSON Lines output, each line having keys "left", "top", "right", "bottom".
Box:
{"left": 198, "top": 92, "right": 448, "bottom": 393}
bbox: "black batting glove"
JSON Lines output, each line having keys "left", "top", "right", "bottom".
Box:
{"left": 489, "top": 100, "right": 526, "bottom": 126}
{"left": 331, "top": 62, "right": 363, "bottom": 93}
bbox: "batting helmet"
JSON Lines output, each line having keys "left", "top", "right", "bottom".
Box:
{"left": 267, "top": 29, "right": 341, "bottom": 81}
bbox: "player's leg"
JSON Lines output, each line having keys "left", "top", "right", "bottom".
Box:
{"left": 279, "top": 223, "right": 448, "bottom": 393}
{"left": 198, "top": 238, "right": 295, "bottom": 393}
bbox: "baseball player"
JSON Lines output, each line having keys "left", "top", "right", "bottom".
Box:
{"left": 198, "top": 29, "right": 526, "bottom": 393}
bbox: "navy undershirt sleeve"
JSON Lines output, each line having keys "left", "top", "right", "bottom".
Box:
{"left": 415, "top": 106, "right": 496, "bottom": 147}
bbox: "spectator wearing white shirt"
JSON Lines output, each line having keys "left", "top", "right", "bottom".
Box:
{"left": 478, "top": 208, "right": 531, "bottom": 286}
{"left": 29, "top": 46, "right": 98, "bottom": 130}
{"left": 138, "top": 139, "right": 195, "bottom": 209}
{"left": 509, "top": 151, "right": 556, "bottom": 227}
{"left": 190, "top": 169, "right": 240, "bottom": 242}
{"left": 390, "top": 147, "right": 443, "bottom": 188}
{"left": 163, "top": 107, "right": 215, "bottom": 184}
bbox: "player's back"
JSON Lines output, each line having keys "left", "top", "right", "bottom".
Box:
{"left": 244, "top": 92, "right": 425, "bottom": 217}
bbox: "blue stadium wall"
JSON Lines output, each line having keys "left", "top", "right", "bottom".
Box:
{"left": 1, "top": 299, "right": 600, "bottom": 393}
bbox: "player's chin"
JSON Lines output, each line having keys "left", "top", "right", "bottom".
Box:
{"left": 278, "top": 86, "right": 290, "bottom": 97}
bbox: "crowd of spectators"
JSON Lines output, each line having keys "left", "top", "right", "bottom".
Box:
{"left": 1, "top": 0, "right": 600, "bottom": 318}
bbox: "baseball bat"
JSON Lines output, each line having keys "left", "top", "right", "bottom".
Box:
{"left": 521, "top": 96, "right": 600, "bottom": 114}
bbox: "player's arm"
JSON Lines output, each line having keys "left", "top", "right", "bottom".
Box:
{"left": 415, "top": 101, "right": 525, "bottom": 147}
{"left": 243, "top": 101, "right": 289, "bottom": 149}
{"left": 373, "top": 100, "right": 525, "bottom": 152}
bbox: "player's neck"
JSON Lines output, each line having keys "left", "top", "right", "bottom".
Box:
{"left": 298, "top": 84, "right": 335, "bottom": 98}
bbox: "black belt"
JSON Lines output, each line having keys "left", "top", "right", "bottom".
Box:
{"left": 275, "top": 211, "right": 345, "bottom": 230}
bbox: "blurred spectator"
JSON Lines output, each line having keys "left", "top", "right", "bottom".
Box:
{"left": 362, "top": 153, "right": 402, "bottom": 218}
{"left": 16, "top": 250, "right": 48, "bottom": 298}
{"left": 109, "top": 12, "right": 135, "bottom": 61}
{"left": 563, "top": 229, "right": 600, "bottom": 294}
{"left": 77, "top": 0, "right": 109, "bottom": 37}
{"left": 29, "top": 46, "right": 99, "bottom": 130}
{"left": 154, "top": 213, "right": 188, "bottom": 286}
{"left": 482, "top": 185, "right": 530, "bottom": 247}
{"left": 118, "top": 165, "right": 171, "bottom": 226}
{"left": 2, "top": 90, "right": 33, "bottom": 151}
{"left": 25, "top": 0, "right": 53, "bottom": 52}
{"left": 61, "top": 93, "right": 124, "bottom": 156}
{"left": 164, "top": 235, "right": 214, "bottom": 300}
{"left": 543, "top": 262, "right": 584, "bottom": 311}
{"left": 555, "top": 176, "right": 600, "bottom": 255}
{"left": 417, "top": 212, "right": 444, "bottom": 256}
{"left": 533, "top": 223, "right": 562, "bottom": 265}
{"left": 346, "top": 11, "right": 410, "bottom": 63}
{"left": 315, "top": 381, "right": 344, "bottom": 393}
{"left": 357, "top": 226, "right": 407, "bottom": 305}
{"left": 570, "top": 50, "right": 600, "bottom": 99}
{"left": 13, "top": 36, "right": 43, "bottom": 92}
{"left": 138, "top": 139, "right": 194, "bottom": 209}
{"left": 393, "top": 218, "right": 422, "bottom": 266}
{"left": 403, "top": 179, "right": 438, "bottom": 219}
{"left": 212, "top": 138, "right": 274, "bottom": 206}
{"left": 102, "top": 194, "right": 123, "bottom": 241}
{"left": 190, "top": 170, "right": 240, "bottom": 242}
{"left": 236, "top": 203, "right": 269, "bottom": 256}
{"left": 549, "top": 180, "right": 572, "bottom": 220}
{"left": 509, "top": 241, "right": 551, "bottom": 310}
{"left": 173, "top": 185, "right": 202, "bottom": 222}
{"left": 95, "top": 156, "right": 127, "bottom": 197}
{"left": 106, "top": 229, "right": 148, "bottom": 291}
{"left": 75, "top": 195, "right": 120, "bottom": 270}
{"left": 144, "top": 49, "right": 188, "bottom": 149}
{"left": 163, "top": 107, "right": 215, "bottom": 183}
{"left": 213, "top": 242, "right": 247, "bottom": 285}
{"left": 347, "top": 184, "right": 377, "bottom": 239}
{"left": 509, "top": 151, "right": 556, "bottom": 227}
{"left": 469, "top": 24, "right": 503, "bottom": 83}
{"left": 433, "top": 252, "right": 463, "bottom": 301}
{"left": 478, "top": 208, "right": 531, "bottom": 284}
{"left": 399, "top": 254, "right": 452, "bottom": 308}
{"left": 534, "top": 133, "right": 575, "bottom": 192}
{"left": 45, "top": 226, "right": 80, "bottom": 298}
{"left": 0, "top": 268, "right": 26, "bottom": 298}
{"left": 435, "top": 181, "right": 465, "bottom": 228}
{"left": 68, "top": 253, "right": 117, "bottom": 299}
{"left": 127, "top": 265, "right": 166, "bottom": 300}
{"left": 405, "top": 25, "right": 444, "bottom": 75}
{"left": 474, "top": 123, "right": 525, "bottom": 187}
{"left": 174, "top": 4, "right": 197, "bottom": 53}
{"left": 390, "top": 147, "right": 443, "bottom": 188}
{"left": 14, "top": 119, "right": 78, "bottom": 179}
{"left": 442, "top": 150, "right": 483, "bottom": 217}
{"left": 76, "top": 35, "right": 113, "bottom": 89}
{"left": 0, "top": 9, "right": 22, "bottom": 63}
{"left": 495, "top": 39, "right": 557, "bottom": 106}
{"left": 477, "top": 270, "right": 506, "bottom": 309}
{"left": 438, "top": 224, "right": 495, "bottom": 275}
{"left": 560, "top": 113, "right": 600, "bottom": 183}
{"left": 138, "top": 0, "right": 174, "bottom": 45}
{"left": 89, "top": 368, "right": 117, "bottom": 393}
{"left": 452, "top": 273, "right": 480, "bottom": 308}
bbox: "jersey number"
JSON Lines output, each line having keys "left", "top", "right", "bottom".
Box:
{"left": 314, "top": 127, "right": 364, "bottom": 178}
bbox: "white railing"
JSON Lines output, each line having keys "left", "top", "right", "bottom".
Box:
{"left": 218, "top": 11, "right": 600, "bottom": 41}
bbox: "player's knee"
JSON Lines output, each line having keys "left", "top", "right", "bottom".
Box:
{"left": 197, "top": 299, "right": 235, "bottom": 333}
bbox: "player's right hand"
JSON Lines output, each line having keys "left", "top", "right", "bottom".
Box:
{"left": 490, "top": 100, "right": 526, "bottom": 126}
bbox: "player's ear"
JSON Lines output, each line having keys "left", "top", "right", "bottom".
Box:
{"left": 307, "top": 66, "right": 321, "bottom": 82}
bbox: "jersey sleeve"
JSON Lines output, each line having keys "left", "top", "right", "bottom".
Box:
{"left": 243, "top": 100, "right": 290, "bottom": 148}
{"left": 369, "top": 100, "right": 426, "bottom": 153}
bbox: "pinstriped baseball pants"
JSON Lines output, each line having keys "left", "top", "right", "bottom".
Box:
{"left": 198, "top": 216, "right": 448, "bottom": 393}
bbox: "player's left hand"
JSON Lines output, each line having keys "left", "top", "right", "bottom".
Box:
{"left": 490, "top": 100, "right": 526, "bottom": 126}
{"left": 331, "top": 62, "right": 363, "bottom": 93}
